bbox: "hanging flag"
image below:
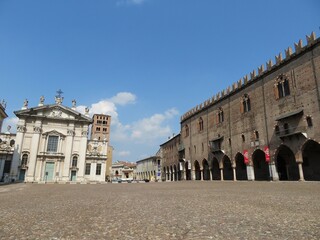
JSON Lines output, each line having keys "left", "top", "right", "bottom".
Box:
{"left": 264, "top": 146, "right": 270, "bottom": 162}
{"left": 243, "top": 150, "right": 249, "bottom": 164}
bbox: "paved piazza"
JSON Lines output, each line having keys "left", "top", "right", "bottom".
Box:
{"left": 0, "top": 181, "right": 319, "bottom": 240}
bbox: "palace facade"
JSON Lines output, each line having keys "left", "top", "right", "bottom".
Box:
{"left": 161, "top": 32, "right": 320, "bottom": 182}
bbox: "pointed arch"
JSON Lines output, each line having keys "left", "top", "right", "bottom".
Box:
{"left": 202, "top": 159, "right": 210, "bottom": 180}
{"left": 222, "top": 155, "right": 233, "bottom": 180}
{"left": 185, "top": 161, "right": 191, "bottom": 180}
{"left": 252, "top": 149, "right": 270, "bottom": 181}
{"left": 194, "top": 160, "right": 201, "bottom": 180}
{"left": 235, "top": 152, "right": 247, "bottom": 180}
{"left": 275, "top": 145, "right": 299, "bottom": 181}
{"left": 302, "top": 140, "right": 320, "bottom": 181}
{"left": 211, "top": 157, "right": 220, "bottom": 180}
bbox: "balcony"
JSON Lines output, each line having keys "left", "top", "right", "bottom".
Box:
{"left": 70, "top": 166, "right": 78, "bottom": 171}
{"left": 19, "top": 164, "right": 28, "bottom": 169}
{"left": 178, "top": 143, "right": 185, "bottom": 152}
{"left": 209, "top": 136, "right": 223, "bottom": 153}
{"left": 276, "top": 126, "right": 307, "bottom": 140}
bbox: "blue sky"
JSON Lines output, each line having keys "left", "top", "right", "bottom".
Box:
{"left": 1, "top": 0, "right": 319, "bottom": 162}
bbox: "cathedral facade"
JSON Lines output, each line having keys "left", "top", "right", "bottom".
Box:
{"left": 11, "top": 96, "right": 107, "bottom": 183}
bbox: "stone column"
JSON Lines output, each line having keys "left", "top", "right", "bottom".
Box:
{"left": 191, "top": 169, "right": 196, "bottom": 180}
{"left": 101, "top": 161, "right": 106, "bottom": 182}
{"left": 11, "top": 121, "right": 26, "bottom": 181}
{"left": 232, "top": 167, "right": 237, "bottom": 181}
{"left": 298, "top": 163, "right": 305, "bottom": 181}
{"left": 26, "top": 122, "right": 42, "bottom": 182}
{"left": 220, "top": 169, "right": 224, "bottom": 181}
{"left": 269, "top": 162, "right": 279, "bottom": 181}
{"left": 200, "top": 168, "right": 203, "bottom": 181}
{"left": 78, "top": 127, "right": 88, "bottom": 182}
{"left": 247, "top": 164, "right": 255, "bottom": 181}
{"left": 295, "top": 151, "right": 305, "bottom": 181}
{"left": 62, "top": 128, "right": 75, "bottom": 181}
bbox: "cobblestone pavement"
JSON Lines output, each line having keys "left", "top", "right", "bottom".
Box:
{"left": 0, "top": 181, "right": 319, "bottom": 240}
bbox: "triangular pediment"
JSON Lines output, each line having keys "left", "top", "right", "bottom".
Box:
{"left": 14, "top": 104, "right": 92, "bottom": 123}
{"left": 42, "top": 130, "right": 66, "bottom": 137}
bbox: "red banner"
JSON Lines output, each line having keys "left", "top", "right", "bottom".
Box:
{"left": 264, "top": 146, "right": 270, "bottom": 162}
{"left": 243, "top": 150, "right": 249, "bottom": 164}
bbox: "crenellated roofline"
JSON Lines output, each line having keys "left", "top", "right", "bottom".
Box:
{"left": 181, "top": 32, "right": 319, "bottom": 123}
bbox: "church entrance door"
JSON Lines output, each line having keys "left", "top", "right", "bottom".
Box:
{"left": 19, "top": 170, "right": 26, "bottom": 181}
{"left": 44, "top": 162, "right": 54, "bottom": 182}
{"left": 71, "top": 171, "right": 77, "bottom": 181}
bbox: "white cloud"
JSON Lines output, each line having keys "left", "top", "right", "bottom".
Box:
{"left": 76, "top": 92, "right": 136, "bottom": 126}
{"left": 129, "top": 108, "right": 179, "bottom": 142}
{"left": 110, "top": 92, "right": 136, "bottom": 106}
{"left": 117, "top": 150, "right": 131, "bottom": 157}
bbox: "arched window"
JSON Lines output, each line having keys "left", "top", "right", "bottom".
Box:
{"left": 198, "top": 117, "right": 204, "bottom": 132}
{"left": 72, "top": 156, "right": 78, "bottom": 167}
{"left": 185, "top": 125, "right": 189, "bottom": 137}
{"left": 21, "top": 154, "right": 28, "bottom": 166}
{"left": 218, "top": 107, "right": 224, "bottom": 123}
{"left": 241, "top": 94, "right": 251, "bottom": 113}
{"left": 274, "top": 74, "right": 290, "bottom": 99}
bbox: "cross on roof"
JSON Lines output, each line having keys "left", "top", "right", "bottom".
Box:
{"left": 56, "top": 89, "right": 63, "bottom": 98}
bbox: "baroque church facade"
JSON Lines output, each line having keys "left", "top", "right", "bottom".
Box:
{"left": 10, "top": 95, "right": 107, "bottom": 183}
{"left": 161, "top": 32, "right": 320, "bottom": 182}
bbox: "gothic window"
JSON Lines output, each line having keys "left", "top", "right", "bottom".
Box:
{"left": 96, "top": 164, "right": 102, "bottom": 175}
{"left": 254, "top": 130, "right": 259, "bottom": 139}
{"left": 21, "top": 154, "right": 28, "bottom": 166}
{"left": 240, "top": 94, "right": 251, "bottom": 113}
{"left": 72, "top": 156, "right": 78, "bottom": 167}
{"left": 306, "top": 116, "right": 313, "bottom": 127}
{"left": 274, "top": 74, "right": 290, "bottom": 99}
{"left": 217, "top": 107, "right": 224, "bottom": 123}
{"left": 241, "top": 134, "right": 245, "bottom": 142}
{"left": 85, "top": 163, "right": 91, "bottom": 175}
{"left": 198, "top": 117, "right": 204, "bottom": 131}
{"left": 47, "top": 136, "right": 59, "bottom": 152}
{"left": 185, "top": 125, "right": 189, "bottom": 137}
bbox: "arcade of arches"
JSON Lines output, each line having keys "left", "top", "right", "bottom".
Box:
{"left": 162, "top": 140, "right": 320, "bottom": 181}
